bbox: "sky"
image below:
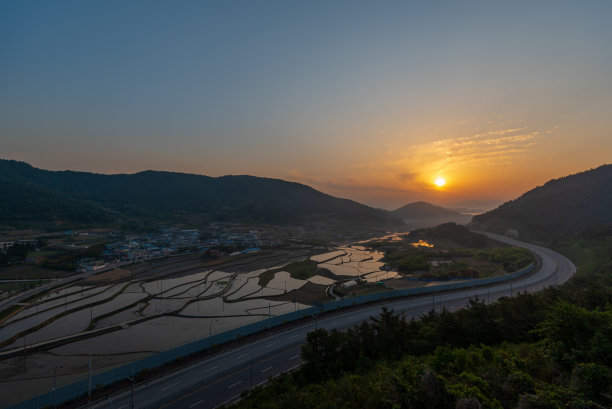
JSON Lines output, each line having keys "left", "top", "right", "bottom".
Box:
{"left": 2, "top": 1, "right": 612, "bottom": 210}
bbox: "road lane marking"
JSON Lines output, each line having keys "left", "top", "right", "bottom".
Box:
{"left": 289, "top": 334, "right": 300, "bottom": 339}
{"left": 162, "top": 381, "right": 180, "bottom": 391}
{"left": 228, "top": 381, "right": 242, "bottom": 389}
{"left": 236, "top": 353, "right": 248, "bottom": 360}
{"left": 261, "top": 366, "right": 272, "bottom": 373}
{"left": 289, "top": 355, "right": 300, "bottom": 360}
{"left": 203, "top": 365, "right": 218, "bottom": 373}
{"left": 219, "top": 394, "right": 240, "bottom": 407}
{"left": 264, "top": 342, "right": 276, "bottom": 348}
{"left": 188, "top": 399, "right": 204, "bottom": 408}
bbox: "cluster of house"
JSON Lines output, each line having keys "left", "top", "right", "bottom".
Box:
{"left": 76, "top": 227, "right": 265, "bottom": 270}
{"left": 0, "top": 239, "right": 38, "bottom": 253}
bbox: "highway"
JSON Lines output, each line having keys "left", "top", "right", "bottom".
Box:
{"left": 81, "top": 233, "right": 575, "bottom": 409}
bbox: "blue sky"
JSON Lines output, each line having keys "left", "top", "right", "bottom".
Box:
{"left": 2, "top": 1, "right": 612, "bottom": 208}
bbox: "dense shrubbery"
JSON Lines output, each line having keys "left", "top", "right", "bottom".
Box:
{"left": 40, "top": 243, "right": 106, "bottom": 271}
{"left": 231, "top": 236, "right": 612, "bottom": 409}
{"left": 383, "top": 245, "right": 534, "bottom": 276}
{"left": 411, "top": 223, "right": 491, "bottom": 248}
{"left": 0, "top": 242, "right": 33, "bottom": 265}
{"left": 384, "top": 249, "right": 431, "bottom": 272}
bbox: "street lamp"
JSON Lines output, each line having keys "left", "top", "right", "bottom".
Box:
{"left": 126, "top": 370, "right": 135, "bottom": 409}
{"left": 53, "top": 364, "right": 63, "bottom": 409}
{"left": 209, "top": 318, "right": 218, "bottom": 347}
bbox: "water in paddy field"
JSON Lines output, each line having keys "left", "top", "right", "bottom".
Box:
{"left": 311, "top": 245, "right": 389, "bottom": 279}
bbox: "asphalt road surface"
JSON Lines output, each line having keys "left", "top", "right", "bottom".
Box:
{"left": 80, "top": 233, "right": 575, "bottom": 409}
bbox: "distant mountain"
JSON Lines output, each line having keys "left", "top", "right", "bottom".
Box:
{"left": 392, "top": 201, "right": 462, "bottom": 219}
{"left": 471, "top": 164, "right": 612, "bottom": 242}
{"left": 390, "top": 201, "right": 471, "bottom": 229}
{"left": 0, "top": 160, "right": 404, "bottom": 229}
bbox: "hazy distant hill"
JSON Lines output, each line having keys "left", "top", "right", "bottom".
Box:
{"left": 0, "top": 160, "right": 403, "bottom": 229}
{"left": 471, "top": 164, "right": 612, "bottom": 242}
{"left": 391, "top": 201, "right": 471, "bottom": 229}
{"left": 392, "top": 201, "right": 462, "bottom": 219}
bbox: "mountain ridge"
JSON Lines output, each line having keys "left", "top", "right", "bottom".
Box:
{"left": 0, "top": 159, "right": 404, "bottom": 229}
{"left": 470, "top": 164, "right": 612, "bottom": 242}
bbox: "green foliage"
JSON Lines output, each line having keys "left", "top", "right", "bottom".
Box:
{"left": 384, "top": 249, "right": 430, "bottom": 273}
{"left": 536, "top": 302, "right": 612, "bottom": 369}
{"left": 0, "top": 242, "right": 34, "bottom": 265}
{"left": 475, "top": 247, "right": 534, "bottom": 271}
{"left": 234, "top": 340, "right": 611, "bottom": 409}
{"left": 40, "top": 243, "right": 106, "bottom": 271}
{"left": 570, "top": 363, "right": 612, "bottom": 402}
{"left": 410, "top": 223, "right": 491, "bottom": 248}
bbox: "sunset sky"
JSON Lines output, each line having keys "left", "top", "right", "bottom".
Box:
{"left": 2, "top": 1, "right": 612, "bottom": 210}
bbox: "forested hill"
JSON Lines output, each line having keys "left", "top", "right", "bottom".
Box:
{"left": 471, "top": 164, "right": 612, "bottom": 242}
{"left": 0, "top": 160, "right": 403, "bottom": 228}
{"left": 391, "top": 201, "right": 472, "bottom": 228}
{"left": 391, "top": 201, "right": 462, "bottom": 219}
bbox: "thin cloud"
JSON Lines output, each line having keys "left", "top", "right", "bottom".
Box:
{"left": 398, "top": 172, "right": 417, "bottom": 182}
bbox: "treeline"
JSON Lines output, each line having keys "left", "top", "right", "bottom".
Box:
{"left": 0, "top": 242, "right": 36, "bottom": 265}
{"left": 231, "top": 235, "right": 612, "bottom": 409}
{"left": 410, "top": 223, "right": 492, "bottom": 248}
{"left": 383, "top": 246, "right": 533, "bottom": 275}
{"left": 40, "top": 243, "right": 107, "bottom": 271}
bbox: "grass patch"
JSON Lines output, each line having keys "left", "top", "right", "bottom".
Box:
{"left": 258, "top": 260, "right": 318, "bottom": 287}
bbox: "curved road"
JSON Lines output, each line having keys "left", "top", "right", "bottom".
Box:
{"left": 81, "top": 234, "right": 575, "bottom": 409}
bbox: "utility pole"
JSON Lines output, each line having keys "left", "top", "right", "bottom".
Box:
{"left": 53, "top": 364, "right": 63, "bottom": 409}
{"left": 126, "top": 370, "right": 135, "bottom": 409}
{"left": 88, "top": 354, "right": 92, "bottom": 402}
{"left": 23, "top": 335, "right": 26, "bottom": 370}
{"left": 209, "top": 320, "right": 213, "bottom": 347}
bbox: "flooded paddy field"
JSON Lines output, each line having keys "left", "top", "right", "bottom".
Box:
{"left": 0, "top": 241, "right": 442, "bottom": 406}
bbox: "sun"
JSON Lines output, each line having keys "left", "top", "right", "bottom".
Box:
{"left": 434, "top": 177, "right": 446, "bottom": 187}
